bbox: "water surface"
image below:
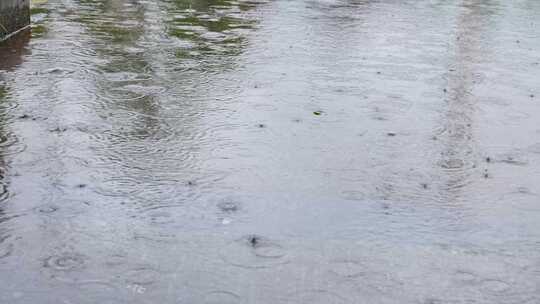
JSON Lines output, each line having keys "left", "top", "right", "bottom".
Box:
{"left": 1, "top": 0, "right": 540, "bottom": 303}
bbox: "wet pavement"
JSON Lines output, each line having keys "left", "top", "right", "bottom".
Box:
{"left": 1, "top": 0, "right": 540, "bottom": 303}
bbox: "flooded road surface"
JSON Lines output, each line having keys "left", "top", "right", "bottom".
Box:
{"left": 1, "top": 0, "right": 540, "bottom": 303}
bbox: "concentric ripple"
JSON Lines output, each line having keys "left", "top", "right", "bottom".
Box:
{"left": 220, "top": 235, "right": 289, "bottom": 269}
{"left": 43, "top": 253, "right": 86, "bottom": 272}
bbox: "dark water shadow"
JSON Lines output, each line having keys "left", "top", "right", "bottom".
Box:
{"left": 0, "top": 29, "right": 30, "bottom": 71}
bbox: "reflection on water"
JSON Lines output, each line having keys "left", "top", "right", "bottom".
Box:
{"left": 0, "top": 30, "right": 30, "bottom": 70}
{"left": 1, "top": 0, "right": 540, "bottom": 303}
{"left": 436, "top": 0, "right": 496, "bottom": 201}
